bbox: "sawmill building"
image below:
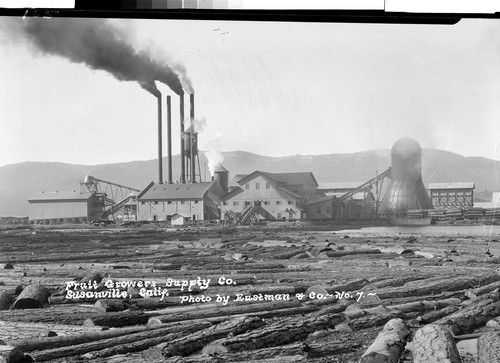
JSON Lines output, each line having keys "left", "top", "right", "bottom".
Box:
{"left": 304, "top": 186, "right": 376, "bottom": 220}
{"left": 220, "top": 171, "right": 323, "bottom": 220}
{"left": 136, "top": 180, "right": 226, "bottom": 222}
{"left": 28, "top": 191, "right": 107, "bottom": 223}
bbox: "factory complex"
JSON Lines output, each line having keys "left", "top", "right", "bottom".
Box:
{"left": 26, "top": 132, "right": 499, "bottom": 225}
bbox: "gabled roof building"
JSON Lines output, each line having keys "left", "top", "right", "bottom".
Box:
{"left": 221, "top": 171, "right": 323, "bottom": 221}
{"left": 27, "top": 191, "right": 108, "bottom": 222}
{"left": 136, "top": 180, "right": 226, "bottom": 222}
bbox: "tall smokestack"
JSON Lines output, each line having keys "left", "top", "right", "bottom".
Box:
{"left": 166, "top": 95, "right": 172, "bottom": 184}
{"left": 157, "top": 94, "right": 163, "bottom": 183}
{"left": 190, "top": 93, "right": 196, "bottom": 183}
{"left": 180, "top": 94, "right": 186, "bottom": 183}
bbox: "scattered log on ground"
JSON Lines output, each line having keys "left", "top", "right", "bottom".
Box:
{"left": 373, "top": 274, "right": 500, "bottom": 300}
{"left": 385, "top": 298, "right": 461, "bottom": 313}
{"left": 94, "top": 299, "right": 129, "bottom": 312}
{"left": 148, "top": 304, "right": 318, "bottom": 326}
{"left": 381, "top": 290, "right": 466, "bottom": 306}
{"left": 414, "top": 305, "right": 462, "bottom": 325}
{"left": 371, "top": 275, "right": 433, "bottom": 289}
{"left": 466, "top": 280, "right": 500, "bottom": 299}
{"left": 477, "top": 331, "right": 500, "bottom": 363}
{"left": 181, "top": 341, "right": 361, "bottom": 362}
{"left": 328, "top": 278, "right": 370, "bottom": 293}
{"left": 462, "top": 289, "right": 499, "bottom": 306}
{"left": 12, "top": 284, "right": 49, "bottom": 309}
{"left": 486, "top": 316, "right": 500, "bottom": 329}
{"left": 412, "top": 324, "right": 461, "bottom": 363}
{"left": 0, "top": 291, "right": 13, "bottom": 310}
{"left": 159, "top": 316, "right": 265, "bottom": 357}
{"left": 324, "top": 249, "right": 381, "bottom": 258}
{"left": 201, "top": 313, "right": 344, "bottom": 355}
{"left": 79, "top": 271, "right": 103, "bottom": 284}
{"left": 358, "top": 318, "right": 410, "bottom": 363}
{"left": 435, "top": 298, "right": 500, "bottom": 335}
{"left": 30, "top": 321, "right": 212, "bottom": 361}
{"left": 340, "top": 311, "right": 405, "bottom": 332}
{"left": 83, "top": 311, "right": 150, "bottom": 328}
{"left": 11, "top": 322, "right": 195, "bottom": 352}
{"left": 0, "top": 345, "right": 32, "bottom": 363}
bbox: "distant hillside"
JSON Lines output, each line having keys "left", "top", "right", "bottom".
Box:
{"left": 1, "top": 149, "right": 499, "bottom": 216}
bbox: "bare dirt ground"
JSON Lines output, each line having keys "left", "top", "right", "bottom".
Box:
{"left": 1, "top": 222, "right": 500, "bottom": 362}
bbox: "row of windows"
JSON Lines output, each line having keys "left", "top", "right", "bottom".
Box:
{"left": 142, "top": 201, "right": 199, "bottom": 205}
{"left": 245, "top": 182, "right": 271, "bottom": 190}
{"left": 223, "top": 200, "right": 295, "bottom": 206}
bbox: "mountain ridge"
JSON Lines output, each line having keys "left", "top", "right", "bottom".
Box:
{"left": 1, "top": 148, "right": 498, "bottom": 216}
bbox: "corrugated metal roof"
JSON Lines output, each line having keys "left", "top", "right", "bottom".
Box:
{"left": 214, "top": 164, "right": 229, "bottom": 173}
{"left": 237, "top": 171, "right": 317, "bottom": 187}
{"left": 138, "top": 182, "right": 213, "bottom": 201}
{"left": 28, "top": 191, "right": 93, "bottom": 202}
{"left": 276, "top": 187, "right": 302, "bottom": 199}
{"left": 229, "top": 174, "right": 247, "bottom": 186}
{"left": 172, "top": 212, "right": 190, "bottom": 218}
{"left": 428, "top": 182, "right": 475, "bottom": 190}
{"left": 318, "top": 182, "right": 365, "bottom": 190}
{"left": 220, "top": 187, "right": 243, "bottom": 202}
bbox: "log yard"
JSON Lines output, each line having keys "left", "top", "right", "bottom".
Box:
{"left": 2, "top": 15, "right": 500, "bottom": 363}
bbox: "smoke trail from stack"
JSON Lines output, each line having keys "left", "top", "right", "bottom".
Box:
{"left": 4, "top": 17, "right": 190, "bottom": 95}
{"left": 205, "top": 137, "right": 224, "bottom": 176}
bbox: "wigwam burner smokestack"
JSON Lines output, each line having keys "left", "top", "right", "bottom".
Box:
{"left": 378, "top": 137, "right": 433, "bottom": 215}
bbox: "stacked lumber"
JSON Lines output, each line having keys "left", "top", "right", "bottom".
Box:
{"left": 464, "top": 207, "right": 485, "bottom": 219}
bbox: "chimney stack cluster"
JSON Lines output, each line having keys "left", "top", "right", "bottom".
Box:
{"left": 156, "top": 92, "right": 196, "bottom": 184}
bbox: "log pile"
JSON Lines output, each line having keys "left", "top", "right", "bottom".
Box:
{"left": 2, "top": 226, "right": 500, "bottom": 362}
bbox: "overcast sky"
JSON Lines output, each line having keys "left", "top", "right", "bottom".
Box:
{"left": 0, "top": 17, "right": 499, "bottom": 167}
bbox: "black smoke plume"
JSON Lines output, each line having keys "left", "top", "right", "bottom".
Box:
{"left": 5, "top": 17, "right": 189, "bottom": 95}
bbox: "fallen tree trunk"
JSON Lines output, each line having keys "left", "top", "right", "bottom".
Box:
{"left": 478, "top": 331, "right": 500, "bottom": 363}
{"left": 0, "top": 291, "right": 13, "bottom": 310}
{"left": 30, "top": 321, "right": 212, "bottom": 361}
{"left": 412, "top": 324, "right": 462, "bottom": 363}
{"left": 10, "top": 321, "right": 196, "bottom": 352}
{"left": 147, "top": 300, "right": 302, "bottom": 325}
{"left": 201, "top": 314, "right": 344, "bottom": 355}
{"left": 324, "top": 249, "right": 381, "bottom": 258}
{"left": 435, "top": 298, "right": 500, "bottom": 335}
{"left": 159, "top": 316, "right": 265, "bottom": 357}
{"left": 414, "top": 305, "right": 462, "bottom": 325}
{"left": 12, "top": 284, "right": 49, "bottom": 309}
{"left": 149, "top": 304, "right": 320, "bottom": 326}
{"left": 371, "top": 275, "right": 435, "bottom": 289}
{"left": 181, "top": 341, "right": 361, "bottom": 362}
{"left": 358, "top": 318, "right": 410, "bottom": 363}
{"left": 341, "top": 311, "right": 405, "bottom": 331}
{"left": 386, "top": 298, "right": 461, "bottom": 313}
{"left": 0, "top": 345, "right": 31, "bottom": 363}
{"left": 83, "top": 311, "right": 150, "bottom": 328}
{"left": 374, "top": 274, "right": 500, "bottom": 300}
{"left": 466, "top": 280, "right": 500, "bottom": 299}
